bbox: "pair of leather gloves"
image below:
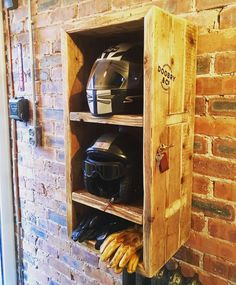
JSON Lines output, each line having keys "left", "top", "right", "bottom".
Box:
{"left": 71, "top": 213, "right": 131, "bottom": 250}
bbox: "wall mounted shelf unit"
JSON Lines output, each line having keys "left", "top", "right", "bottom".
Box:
{"left": 62, "top": 5, "right": 197, "bottom": 277}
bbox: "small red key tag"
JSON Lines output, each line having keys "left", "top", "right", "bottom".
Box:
{"left": 159, "top": 152, "right": 169, "bottom": 173}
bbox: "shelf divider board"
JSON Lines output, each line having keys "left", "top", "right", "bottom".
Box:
{"left": 72, "top": 190, "right": 143, "bottom": 225}
{"left": 70, "top": 112, "right": 143, "bottom": 127}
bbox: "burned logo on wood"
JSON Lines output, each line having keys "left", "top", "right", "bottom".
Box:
{"left": 158, "top": 64, "right": 176, "bottom": 91}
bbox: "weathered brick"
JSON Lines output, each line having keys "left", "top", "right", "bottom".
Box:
{"left": 196, "top": 76, "right": 236, "bottom": 95}
{"left": 193, "top": 155, "right": 236, "bottom": 180}
{"left": 213, "top": 138, "right": 236, "bottom": 159}
{"left": 152, "top": 0, "right": 193, "bottom": 14}
{"left": 40, "top": 54, "right": 61, "bottom": 68}
{"left": 174, "top": 246, "right": 200, "bottom": 266}
{"left": 203, "top": 254, "right": 229, "bottom": 280}
{"left": 192, "top": 196, "right": 235, "bottom": 221}
{"left": 195, "top": 117, "right": 236, "bottom": 137}
{"left": 194, "top": 135, "right": 208, "bottom": 154}
{"left": 184, "top": 9, "right": 220, "bottom": 33}
{"left": 38, "top": 0, "right": 60, "bottom": 12}
{"left": 229, "top": 264, "right": 236, "bottom": 282}
{"left": 33, "top": 13, "right": 51, "bottom": 29}
{"left": 36, "top": 26, "right": 60, "bottom": 42}
{"left": 56, "top": 150, "right": 65, "bottom": 162}
{"left": 42, "top": 109, "right": 63, "bottom": 120}
{"left": 187, "top": 231, "right": 236, "bottom": 263}
{"left": 197, "top": 55, "right": 211, "bottom": 74}
{"left": 196, "top": 0, "right": 236, "bottom": 11}
{"left": 198, "top": 269, "right": 228, "bottom": 285}
{"left": 48, "top": 209, "right": 66, "bottom": 226}
{"left": 208, "top": 218, "right": 236, "bottom": 243}
{"left": 195, "top": 97, "right": 206, "bottom": 116}
{"left": 198, "top": 28, "right": 236, "bottom": 55}
{"left": 214, "top": 181, "right": 236, "bottom": 202}
{"left": 215, "top": 52, "right": 236, "bottom": 74}
{"left": 45, "top": 136, "right": 64, "bottom": 148}
{"left": 193, "top": 174, "right": 210, "bottom": 194}
{"left": 72, "top": 244, "right": 99, "bottom": 267}
{"left": 78, "top": 0, "right": 95, "bottom": 17}
{"left": 191, "top": 213, "right": 205, "bottom": 232}
{"left": 50, "top": 5, "right": 77, "bottom": 23}
{"left": 208, "top": 97, "right": 236, "bottom": 117}
{"left": 84, "top": 264, "right": 115, "bottom": 285}
{"left": 41, "top": 81, "right": 63, "bottom": 94}
{"left": 95, "top": 0, "right": 111, "bottom": 13}
{"left": 59, "top": 254, "right": 84, "bottom": 270}
{"left": 49, "top": 257, "right": 71, "bottom": 277}
{"left": 220, "top": 5, "right": 236, "bottom": 29}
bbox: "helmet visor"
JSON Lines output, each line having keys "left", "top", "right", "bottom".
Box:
{"left": 87, "top": 60, "right": 129, "bottom": 90}
{"left": 83, "top": 159, "right": 125, "bottom": 181}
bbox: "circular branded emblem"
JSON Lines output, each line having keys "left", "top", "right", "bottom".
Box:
{"left": 158, "top": 64, "right": 176, "bottom": 91}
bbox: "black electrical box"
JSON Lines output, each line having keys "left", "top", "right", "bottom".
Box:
{"left": 9, "top": 97, "right": 29, "bottom": 122}
{"left": 4, "top": 0, "right": 18, "bottom": 9}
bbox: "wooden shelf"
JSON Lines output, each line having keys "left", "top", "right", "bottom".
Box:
{"left": 72, "top": 190, "right": 143, "bottom": 225}
{"left": 70, "top": 112, "right": 143, "bottom": 127}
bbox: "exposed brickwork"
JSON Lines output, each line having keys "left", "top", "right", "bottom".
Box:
{"left": 6, "top": 0, "right": 236, "bottom": 284}
{"left": 220, "top": 5, "right": 236, "bottom": 28}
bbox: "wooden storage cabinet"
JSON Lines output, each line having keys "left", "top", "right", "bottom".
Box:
{"left": 62, "top": 5, "right": 197, "bottom": 277}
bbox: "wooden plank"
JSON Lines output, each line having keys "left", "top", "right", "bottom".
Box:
{"left": 72, "top": 190, "right": 143, "bottom": 225}
{"left": 179, "top": 22, "right": 197, "bottom": 245}
{"left": 63, "top": 6, "right": 151, "bottom": 34}
{"left": 70, "top": 112, "right": 143, "bottom": 127}
{"left": 143, "top": 6, "right": 197, "bottom": 277}
{"left": 62, "top": 30, "right": 86, "bottom": 236}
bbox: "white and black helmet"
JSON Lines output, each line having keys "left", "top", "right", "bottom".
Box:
{"left": 86, "top": 43, "right": 143, "bottom": 116}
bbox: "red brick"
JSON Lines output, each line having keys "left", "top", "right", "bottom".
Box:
{"left": 196, "top": 76, "right": 236, "bottom": 95}
{"left": 195, "top": 97, "right": 206, "bottom": 116}
{"left": 208, "top": 97, "right": 236, "bottom": 117}
{"left": 152, "top": 0, "right": 193, "bottom": 14}
{"left": 220, "top": 5, "right": 236, "bottom": 29}
{"left": 193, "top": 135, "right": 208, "bottom": 154}
{"left": 203, "top": 254, "right": 229, "bottom": 280}
{"left": 187, "top": 231, "right": 236, "bottom": 263}
{"left": 78, "top": 0, "right": 95, "bottom": 17}
{"left": 50, "top": 5, "right": 77, "bottom": 23}
{"left": 179, "top": 261, "right": 196, "bottom": 277}
{"left": 215, "top": 52, "right": 236, "bottom": 74}
{"left": 196, "top": 0, "right": 236, "bottom": 10}
{"left": 214, "top": 181, "right": 236, "bottom": 202}
{"left": 197, "top": 55, "right": 210, "bottom": 74}
{"left": 229, "top": 264, "right": 236, "bottom": 282}
{"left": 174, "top": 246, "right": 200, "bottom": 266}
{"left": 198, "top": 270, "right": 228, "bottom": 285}
{"left": 95, "top": 0, "right": 111, "bottom": 13}
{"left": 184, "top": 10, "right": 219, "bottom": 34}
{"left": 213, "top": 138, "right": 236, "bottom": 159}
{"left": 195, "top": 117, "right": 236, "bottom": 137}
{"left": 208, "top": 218, "right": 236, "bottom": 243}
{"left": 192, "top": 196, "right": 235, "bottom": 221}
{"left": 191, "top": 213, "right": 205, "bottom": 232}
{"left": 193, "top": 155, "right": 236, "bottom": 180}
{"left": 198, "top": 29, "right": 236, "bottom": 54}
{"left": 193, "top": 175, "right": 210, "bottom": 195}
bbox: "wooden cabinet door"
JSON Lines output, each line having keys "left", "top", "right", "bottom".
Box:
{"left": 143, "top": 6, "right": 197, "bottom": 277}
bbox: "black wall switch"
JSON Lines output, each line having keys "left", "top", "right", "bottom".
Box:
{"left": 4, "top": 0, "right": 18, "bottom": 10}
{"left": 9, "top": 97, "right": 29, "bottom": 122}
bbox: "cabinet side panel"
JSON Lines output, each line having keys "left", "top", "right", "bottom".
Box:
{"left": 143, "top": 8, "right": 197, "bottom": 277}
{"left": 62, "top": 31, "right": 84, "bottom": 236}
{"left": 179, "top": 23, "right": 197, "bottom": 245}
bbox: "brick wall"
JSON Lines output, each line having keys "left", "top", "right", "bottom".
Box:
{"left": 5, "top": 0, "right": 236, "bottom": 284}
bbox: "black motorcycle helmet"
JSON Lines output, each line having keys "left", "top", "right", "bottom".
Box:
{"left": 86, "top": 43, "right": 143, "bottom": 116}
{"left": 83, "top": 132, "right": 142, "bottom": 203}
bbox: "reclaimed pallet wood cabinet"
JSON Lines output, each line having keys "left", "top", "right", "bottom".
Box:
{"left": 62, "top": 5, "right": 197, "bottom": 278}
